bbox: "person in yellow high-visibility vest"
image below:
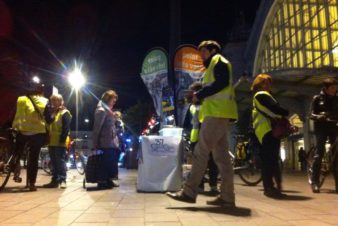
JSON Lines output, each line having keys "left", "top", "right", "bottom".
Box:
{"left": 251, "top": 74, "right": 289, "bottom": 199}
{"left": 43, "top": 94, "right": 72, "bottom": 189}
{"left": 12, "top": 78, "right": 48, "bottom": 191}
{"left": 167, "top": 40, "right": 238, "bottom": 207}
{"left": 188, "top": 82, "right": 219, "bottom": 195}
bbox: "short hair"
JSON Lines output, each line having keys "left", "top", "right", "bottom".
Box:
{"left": 198, "top": 40, "right": 221, "bottom": 53}
{"left": 189, "top": 82, "right": 203, "bottom": 92}
{"left": 251, "top": 74, "right": 272, "bottom": 93}
{"left": 323, "top": 78, "right": 337, "bottom": 89}
{"left": 101, "top": 90, "right": 118, "bottom": 104}
{"left": 50, "top": 94, "right": 64, "bottom": 106}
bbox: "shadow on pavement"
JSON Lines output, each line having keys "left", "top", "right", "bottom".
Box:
{"left": 167, "top": 206, "right": 251, "bottom": 217}
{"left": 271, "top": 195, "right": 312, "bottom": 201}
{"left": 1, "top": 186, "right": 31, "bottom": 193}
{"left": 319, "top": 189, "right": 337, "bottom": 194}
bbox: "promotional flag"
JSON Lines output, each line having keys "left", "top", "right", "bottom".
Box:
{"left": 174, "top": 45, "right": 205, "bottom": 126}
{"left": 141, "top": 48, "right": 168, "bottom": 117}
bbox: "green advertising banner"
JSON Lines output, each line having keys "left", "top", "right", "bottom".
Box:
{"left": 141, "top": 48, "right": 169, "bottom": 117}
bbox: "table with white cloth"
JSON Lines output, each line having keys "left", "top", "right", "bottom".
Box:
{"left": 137, "top": 131, "right": 183, "bottom": 192}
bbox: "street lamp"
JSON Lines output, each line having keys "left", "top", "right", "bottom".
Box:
{"left": 32, "top": 76, "right": 40, "bottom": 84}
{"left": 68, "top": 67, "right": 86, "bottom": 90}
{"left": 84, "top": 118, "right": 90, "bottom": 124}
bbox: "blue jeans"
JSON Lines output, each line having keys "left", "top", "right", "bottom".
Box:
{"left": 49, "top": 146, "right": 67, "bottom": 183}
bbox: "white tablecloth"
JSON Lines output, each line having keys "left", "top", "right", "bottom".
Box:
{"left": 137, "top": 136, "right": 182, "bottom": 192}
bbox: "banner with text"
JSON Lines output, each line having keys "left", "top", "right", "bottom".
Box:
{"left": 141, "top": 48, "right": 169, "bottom": 117}
{"left": 174, "top": 45, "right": 205, "bottom": 126}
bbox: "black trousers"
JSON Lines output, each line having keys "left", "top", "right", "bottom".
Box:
{"left": 259, "top": 132, "right": 282, "bottom": 191}
{"left": 312, "top": 129, "right": 338, "bottom": 188}
{"left": 15, "top": 133, "right": 46, "bottom": 185}
{"left": 199, "top": 153, "right": 218, "bottom": 188}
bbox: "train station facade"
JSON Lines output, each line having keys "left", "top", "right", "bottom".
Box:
{"left": 235, "top": 0, "right": 338, "bottom": 170}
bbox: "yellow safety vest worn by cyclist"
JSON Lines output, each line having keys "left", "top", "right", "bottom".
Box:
{"left": 252, "top": 91, "right": 281, "bottom": 144}
{"left": 12, "top": 95, "right": 48, "bottom": 134}
{"left": 189, "top": 104, "right": 200, "bottom": 143}
{"left": 49, "top": 109, "right": 72, "bottom": 147}
{"left": 199, "top": 54, "right": 238, "bottom": 122}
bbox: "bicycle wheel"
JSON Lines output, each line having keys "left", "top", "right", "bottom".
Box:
{"left": 0, "top": 138, "right": 12, "bottom": 191}
{"left": 41, "top": 154, "right": 52, "bottom": 175}
{"left": 76, "top": 153, "right": 86, "bottom": 175}
{"left": 238, "top": 153, "right": 262, "bottom": 186}
{"left": 307, "top": 147, "right": 326, "bottom": 187}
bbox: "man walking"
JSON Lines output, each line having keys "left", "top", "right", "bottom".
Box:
{"left": 167, "top": 40, "right": 238, "bottom": 207}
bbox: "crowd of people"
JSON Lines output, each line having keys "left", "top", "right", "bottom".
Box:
{"left": 11, "top": 81, "right": 122, "bottom": 191}
{"left": 9, "top": 40, "right": 338, "bottom": 208}
{"left": 167, "top": 40, "right": 338, "bottom": 207}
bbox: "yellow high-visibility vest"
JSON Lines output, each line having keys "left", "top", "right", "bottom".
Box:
{"left": 252, "top": 91, "right": 282, "bottom": 143}
{"left": 49, "top": 109, "right": 72, "bottom": 147}
{"left": 199, "top": 54, "right": 238, "bottom": 122}
{"left": 189, "top": 105, "right": 200, "bottom": 143}
{"left": 12, "top": 95, "right": 48, "bottom": 134}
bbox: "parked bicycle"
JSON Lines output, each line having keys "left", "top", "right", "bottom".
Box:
{"left": 182, "top": 133, "right": 262, "bottom": 186}
{"left": 232, "top": 135, "right": 262, "bottom": 186}
{"left": 0, "top": 128, "right": 25, "bottom": 190}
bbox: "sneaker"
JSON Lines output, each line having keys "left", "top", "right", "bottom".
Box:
{"left": 208, "top": 187, "right": 220, "bottom": 196}
{"left": 311, "top": 184, "right": 320, "bottom": 193}
{"left": 206, "top": 197, "right": 235, "bottom": 208}
{"left": 43, "top": 181, "right": 59, "bottom": 188}
{"left": 112, "top": 180, "right": 120, "bottom": 187}
{"left": 13, "top": 176, "right": 22, "bottom": 183}
{"left": 60, "top": 181, "right": 67, "bottom": 189}
{"left": 166, "top": 191, "right": 196, "bottom": 203}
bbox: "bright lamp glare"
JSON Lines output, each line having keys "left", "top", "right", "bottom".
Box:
{"left": 68, "top": 68, "right": 86, "bottom": 90}
{"left": 32, "top": 76, "right": 40, "bottom": 84}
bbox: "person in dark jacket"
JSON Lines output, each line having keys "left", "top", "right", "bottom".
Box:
{"left": 310, "top": 78, "right": 338, "bottom": 193}
{"left": 251, "top": 74, "right": 289, "bottom": 198}
{"left": 92, "top": 90, "right": 119, "bottom": 189}
{"left": 298, "top": 147, "right": 307, "bottom": 172}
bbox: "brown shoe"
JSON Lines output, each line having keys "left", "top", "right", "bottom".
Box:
{"left": 166, "top": 191, "right": 196, "bottom": 203}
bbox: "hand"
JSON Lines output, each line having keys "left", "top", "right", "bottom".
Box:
{"left": 192, "top": 93, "right": 199, "bottom": 104}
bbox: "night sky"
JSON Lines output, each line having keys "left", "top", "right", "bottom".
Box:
{"left": 0, "top": 0, "right": 260, "bottom": 128}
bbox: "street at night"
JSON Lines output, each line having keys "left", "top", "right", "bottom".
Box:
{"left": 0, "top": 170, "right": 338, "bottom": 226}
{"left": 1, "top": 0, "right": 338, "bottom": 225}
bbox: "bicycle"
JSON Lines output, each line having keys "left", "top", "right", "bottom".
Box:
{"left": 182, "top": 133, "right": 262, "bottom": 186}
{"left": 307, "top": 117, "right": 338, "bottom": 189}
{"left": 0, "top": 128, "right": 25, "bottom": 191}
{"left": 232, "top": 135, "right": 262, "bottom": 186}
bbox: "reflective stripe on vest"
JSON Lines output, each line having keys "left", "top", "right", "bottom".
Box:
{"left": 252, "top": 91, "right": 281, "bottom": 144}
{"left": 12, "top": 95, "right": 48, "bottom": 134}
{"left": 49, "top": 109, "right": 72, "bottom": 147}
{"left": 190, "top": 105, "right": 200, "bottom": 143}
{"left": 199, "top": 54, "right": 238, "bottom": 123}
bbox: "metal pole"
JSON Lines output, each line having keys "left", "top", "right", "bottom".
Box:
{"left": 169, "top": 0, "right": 181, "bottom": 125}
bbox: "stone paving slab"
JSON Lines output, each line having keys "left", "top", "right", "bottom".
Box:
{"left": 0, "top": 169, "right": 337, "bottom": 226}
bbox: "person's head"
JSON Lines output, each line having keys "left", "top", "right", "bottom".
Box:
{"left": 251, "top": 74, "right": 273, "bottom": 93}
{"left": 27, "top": 76, "right": 45, "bottom": 96}
{"left": 50, "top": 94, "right": 64, "bottom": 109}
{"left": 323, "top": 78, "right": 337, "bottom": 96}
{"left": 101, "top": 90, "right": 118, "bottom": 109}
{"left": 198, "top": 40, "right": 221, "bottom": 62}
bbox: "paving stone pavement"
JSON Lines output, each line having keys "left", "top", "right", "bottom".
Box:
{"left": 0, "top": 169, "right": 337, "bottom": 226}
